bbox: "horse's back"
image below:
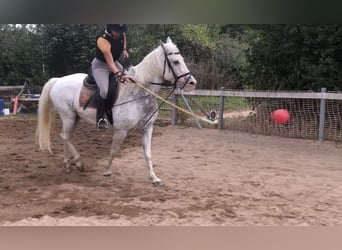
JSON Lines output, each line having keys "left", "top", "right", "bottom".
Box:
{"left": 58, "top": 73, "right": 87, "bottom": 85}
{"left": 50, "top": 73, "right": 86, "bottom": 93}
{"left": 50, "top": 73, "right": 87, "bottom": 112}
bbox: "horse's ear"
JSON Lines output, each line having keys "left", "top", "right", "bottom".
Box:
{"left": 166, "top": 37, "right": 173, "bottom": 44}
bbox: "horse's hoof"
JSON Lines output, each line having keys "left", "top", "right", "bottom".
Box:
{"left": 152, "top": 181, "right": 163, "bottom": 187}
{"left": 103, "top": 170, "right": 113, "bottom": 177}
{"left": 75, "top": 162, "right": 85, "bottom": 172}
{"left": 76, "top": 166, "right": 85, "bottom": 172}
{"left": 63, "top": 167, "right": 72, "bottom": 173}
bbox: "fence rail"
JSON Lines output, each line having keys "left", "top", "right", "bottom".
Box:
{"left": 164, "top": 88, "right": 342, "bottom": 142}
{"left": 175, "top": 89, "right": 342, "bottom": 100}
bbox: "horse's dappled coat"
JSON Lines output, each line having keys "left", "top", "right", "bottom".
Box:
{"left": 36, "top": 37, "right": 197, "bottom": 185}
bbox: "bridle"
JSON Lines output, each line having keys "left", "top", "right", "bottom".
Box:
{"left": 119, "top": 43, "right": 195, "bottom": 126}
{"left": 150, "top": 43, "right": 193, "bottom": 90}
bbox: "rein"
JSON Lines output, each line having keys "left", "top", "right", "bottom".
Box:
{"left": 117, "top": 44, "right": 218, "bottom": 126}
{"left": 140, "top": 43, "right": 193, "bottom": 125}
{"left": 120, "top": 44, "right": 187, "bottom": 126}
{"left": 123, "top": 76, "right": 177, "bottom": 127}
{"left": 113, "top": 94, "right": 151, "bottom": 107}
{"left": 135, "top": 81, "right": 218, "bottom": 125}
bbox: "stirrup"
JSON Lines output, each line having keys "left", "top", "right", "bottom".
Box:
{"left": 97, "top": 118, "right": 109, "bottom": 130}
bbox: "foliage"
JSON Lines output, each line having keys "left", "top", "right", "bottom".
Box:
{"left": 242, "top": 24, "right": 342, "bottom": 91}
{"left": 0, "top": 24, "right": 43, "bottom": 85}
{"left": 3, "top": 24, "right": 342, "bottom": 92}
{"left": 39, "top": 24, "right": 102, "bottom": 76}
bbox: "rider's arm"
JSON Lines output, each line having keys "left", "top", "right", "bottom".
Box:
{"left": 123, "top": 32, "right": 127, "bottom": 50}
{"left": 97, "top": 37, "right": 121, "bottom": 74}
{"left": 122, "top": 33, "right": 129, "bottom": 58}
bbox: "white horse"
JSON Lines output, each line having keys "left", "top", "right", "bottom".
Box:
{"left": 36, "top": 37, "right": 197, "bottom": 186}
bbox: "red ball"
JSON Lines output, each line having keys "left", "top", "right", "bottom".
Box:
{"left": 272, "top": 109, "right": 290, "bottom": 124}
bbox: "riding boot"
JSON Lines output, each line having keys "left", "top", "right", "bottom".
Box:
{"left": 96, "top": 96, "right": 109, "bottom": 130}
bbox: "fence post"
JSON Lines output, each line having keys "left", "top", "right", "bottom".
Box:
{"left": 171, "top": 94, "right": 178, "bottom": 126}
{"left": 218, "top": 87, "right": 225, "bottom": 130}
{"left": 318, "top": 88, "right": 326, "bottom": 142}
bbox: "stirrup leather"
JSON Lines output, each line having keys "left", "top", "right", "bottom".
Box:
{"left": 97, "top": 118, "right": 109, "bottom": 129}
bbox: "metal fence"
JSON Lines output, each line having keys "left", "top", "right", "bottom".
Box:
{"left": 158, "top": 88, "right": 342, "bottom": 142}
{"left": 0, "top": 85, "right": 24, "bottom": 102}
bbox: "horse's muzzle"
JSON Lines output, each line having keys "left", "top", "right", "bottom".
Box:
{"left": 183, "top": 75, "right": 197, "bottom": 91}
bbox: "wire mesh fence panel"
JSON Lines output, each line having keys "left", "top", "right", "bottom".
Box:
{"left": 0, "top": 86, "right": 24, "bottom": 102}
{"left": 325, "top": 100, "right": 342, "bottom": 141}
{"left": 221, "top": 97, "right": 321, "bottom": 140}
{"left": 155, "top": 88, "right": 178, "bottom": 126}
{"left": 154, "top": 89, "right": 342, "bottom": 142}
{"left": 173, "top": 95, "right": 222, "bottom": 128}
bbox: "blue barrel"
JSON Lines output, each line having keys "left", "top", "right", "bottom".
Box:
{"left": 0, "top": 99, "right": 4, "bottom": 116}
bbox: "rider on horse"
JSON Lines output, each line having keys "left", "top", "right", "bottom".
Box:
{"left": 91, "top": 24, "right": 131, "bottom": 129}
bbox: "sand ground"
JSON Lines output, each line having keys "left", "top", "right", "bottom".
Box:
{"left": 1, "top": 117, "right": 342, "bottom": 226}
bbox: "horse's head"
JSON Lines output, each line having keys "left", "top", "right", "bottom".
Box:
{"left": 160, "top": 37, "right": 197, "bottom": 92}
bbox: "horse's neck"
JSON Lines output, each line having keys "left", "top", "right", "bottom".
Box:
{"left": 130, "top": 46, "right": 164, "bottom": 86}
{"left": 117, "top": 46, "right": 164, "bottom": 101}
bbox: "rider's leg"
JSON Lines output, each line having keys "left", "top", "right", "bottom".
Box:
{"left": 96, "top": 95, "right": 109, "bottom": 129}
{"left": 91, "top": 58, "right": 110, "bottom": 129}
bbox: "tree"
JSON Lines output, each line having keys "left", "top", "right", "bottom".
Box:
{"left": 242, "top": 24, "right": 342, "bottom": 91}
{"left": 0, "top": 24, "right": 43, "bottom": 85}
{"left": 0, "top": 24, "right": 248, "bottom": 90}
{"left": 39, "top": 24, "right": 101, "bottom": 76}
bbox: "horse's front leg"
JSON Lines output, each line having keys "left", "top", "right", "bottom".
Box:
{"left": 103, "top": 129, "right": 127, "bottom": 176}
{"left": 142, "top": 125, "right": 162, "bottom": 186}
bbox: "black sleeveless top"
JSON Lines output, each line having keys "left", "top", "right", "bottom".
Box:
{"left": 95, "top": 30, "right": 124, "bottom": 63}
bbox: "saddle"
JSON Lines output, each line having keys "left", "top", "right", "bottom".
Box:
{"left": 79, "top": 69, "right": 119, "bottom": 125}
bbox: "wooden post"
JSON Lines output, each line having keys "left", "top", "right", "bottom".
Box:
{"left": 218, "top": 87, "right": 225, "bottom": 130}
{"left": 318, "top": 88, "right": 326, "bottom": 142}
{"left": 13, "top": 96, "right": 19, "bottom": 115}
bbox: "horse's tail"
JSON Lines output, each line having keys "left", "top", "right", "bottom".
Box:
{"left": 36, "top": 77, "right": 58, "bottom": 154}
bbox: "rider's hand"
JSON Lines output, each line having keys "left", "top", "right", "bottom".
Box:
{"left": 115, "top": 71, "right": 131, "bottom": 83}
{"left": 123, "top": 50, "right": 129, "bottom": 58}
{"left": 120, "top": 75, "right": 132, "bottom": 83}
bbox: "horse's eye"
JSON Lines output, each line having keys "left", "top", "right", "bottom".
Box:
{"left": 173, "top": 60, "right": 180, "bottom": 65}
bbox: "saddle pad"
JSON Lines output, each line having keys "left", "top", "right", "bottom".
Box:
{"left": 79, "top": 85, "right": 96, "bottom": 109}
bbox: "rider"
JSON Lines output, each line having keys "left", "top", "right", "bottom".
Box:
{"left": 91, "top": 24, "right": 131, "bottom": 130}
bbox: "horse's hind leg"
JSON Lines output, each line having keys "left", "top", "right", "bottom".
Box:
{"left": 60, "top": 115, "right": 84, "bottom": 172}
{"left": 62, "top": 140, "right": 72, "bottom": 172}
{"left": 142, "top": 125, "right": 162, "bottom": 186}
{"left": 65, "top": 140, "right": 84, "bottom": 172}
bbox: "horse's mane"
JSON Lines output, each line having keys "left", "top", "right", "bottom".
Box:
{"left": 129, "top": 45, "right": 164, "bottom": 84}
{"left": 120, "top": 39, "right": 179, "bottom": 97}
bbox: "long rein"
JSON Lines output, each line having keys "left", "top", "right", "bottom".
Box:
{"left": 115, "top": 48, "right": 218, "bottom": 125}
{"left": 115, "top": 69, "right": 217, "bottom": 126}
{"left": 133, "top": 81, "right": 218, "bottom": 125}
{"left": 113, "top": 77, "right": 217, "bottom": 125}
{"left": 115, "top": 48, "right": 181, "bottom": 126}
